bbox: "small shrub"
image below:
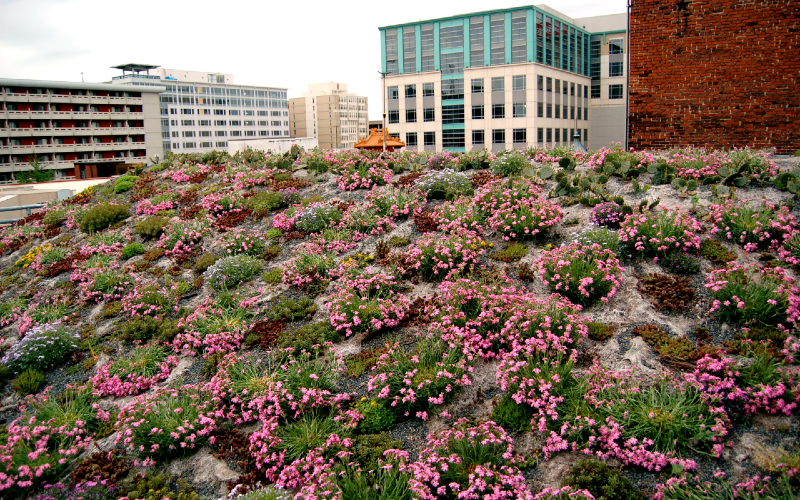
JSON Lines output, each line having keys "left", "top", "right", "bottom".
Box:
{"left": 12, "top": 368, "right": 45, "bottom": 396}
{"left": 709, "top": 199, "right": 798, "bottom": 252}
{"left": 135, "top": 216, "right": 169, "bottom": 239}
{"left": 277, "top": 321, "right": 342, "bottom": 354}
{"left": 115, "top": 175, "right": 139, "bottom": 193}
{"left": 492, "top": 394, "right": 535, "bottom": 432}
{"left": 587, "top": 322, "right": 614, "bottom": 341}
{"left": 80, "top": 203, "right": 130, "bottom": 233}
{"left": 193, "top": 253, "right": 220, "bottom": 273}
{"left": 263, "top": 268, "right": 282, "bottom": 284}
{"left": 117, "top": 317, "right": 178, "bottom": 342}
{"left": 591, "top": 202, "right": 626, "bottom": 229}
{"left": 491, "top": 151, "right": 530, "bottom": 177}
{"left": 659, "top": 252, "right": 702, "bottom": 275}
{"left": 562, "top": 459, "right": 642, "bottom": 500}
{"left": 632, "top": 324, "right": 693, "bottom": 362}
{"left": 143, "top": 247, "right": 166, "bottom": 262}
{"left": 121, "top": 242, "right": 145, "bottom": 259}
{"left": 1, "top": 322, "right": 80, "bottom": 374}
{"left": 619, "top": 207, "right": 702, "bottom": 257}
{"left": 415, "top": 168, "right": 473, "bottom": 200}
{"left": 700, "top": 239, "right": 737, "bottom": 264}
{"left": 267, "top": 296, "right": 317, "bottom": 322}
{"left": 535, "top": 243, "right": 624, "bottom": 306}
{"left": 491, "top": 242, "right": 528, "bottom": 262}
{"left": 204, "top": 255, "right": 264, "bottom": 289}
{"left": 357, "top": 397, "right": 396, "bottom": 433}
{"left": 388, "top": 236, "right": 410, "bottom": 247}
{"left": 244, "top": 191, "right": 294, "bottom": 218}
{"left": 636, "top": 273, "right": 695, "bottom": 311}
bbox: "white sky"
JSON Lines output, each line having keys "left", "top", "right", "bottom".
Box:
{"left": 0, "top": 0, "right": 626, "bottom": 121}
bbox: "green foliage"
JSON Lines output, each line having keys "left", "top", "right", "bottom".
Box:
{"left": 115, "top": 175, "right": 139, "bottom": 193}
{"left": 11, "top": 368, "right": 45, "bottom": 396}
{"left": 116, "top": 317, "right": 178, "bottom": 342}
{"left": 492, "top": 394, "right": 535, "bottom": 432}
{"left": 3, "top": 323, "right": 79, "bottom": 374}
{"left": 262, "top": 268, "right": 283, "bottom": 284}
{"left": 193, "top": 253, "right": 220, "bottom": 273}
{"left": 570, "top": 225, "right": 620, "bottom": 253}
{"left": 562, "top": 460, "right": 642, "bottom": 500}
{"left": 700, "top": 239, "right": 737, "bottom": 264}
{"left": 204, "top": 254, "right": 264, "bottom": 289}
{"left": 348, "top": 433, "right": 404, "bottom": 471}
{"left": 267, "top": 296, "right": 317, "bottom": 322}
{"left": 671, "top": 177, "right": 699, "bottom": 198}
{"left": 587, "top": 322, "right": 614, "bottom": 341}
{"left": 121, "top": 242, "right": 145, "bottom": 259}
{"left": 277, "top": 321, "right": 341, "bottom": 354}
{"left": 491, "top": 151, "right": 530, "bottom": 177}
{"left": 294, "top": 204, "right": 343, "bottom": 233}
{"left": 245, "top": 191, "right": 294, "bottom": 218}
{"left": 234, "top": 488, "right": 287, "bottom": 500}
{"left": 39, "top": 246, "right": 67, "bottom": 266}
{"left": 135, "top": 216, "right": 169, "bottom": 239}
{"left": 124, "top": 472, "right": 200, "bottom": 500}
{"left": 42, "top": 208, "right": 68, "bottom": 227}
{"left": 277, "top": 414, "right": 345, "bottom": 462}
{"left": 388, "top": 236, "right": 410, "bottom": 247}
{"left": 490, "top": 243, "right": 528, "bottom": 262}
{"left": 647, "top": 162, "right": 677, "bottom": 185}
{"left": 356, "top": 398, "right": 396, "bottom": 433}
{"left": 80, "top": 203, "right": 130, "bottom": 233}
{"left": 633, "top": 324, "right": 694, "bottom": 362}
{"left": 18, "top": 155, "right": 55, "bottom": 183}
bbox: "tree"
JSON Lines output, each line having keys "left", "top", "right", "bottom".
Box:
{"left": 18, "top": 155, "right": 55, "bottom": 183}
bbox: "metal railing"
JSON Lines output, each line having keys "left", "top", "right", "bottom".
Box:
{"left": 0, "top": 203, "right": 46, "bottom": 225}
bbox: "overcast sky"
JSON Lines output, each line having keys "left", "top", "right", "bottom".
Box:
{"left": 0, "top": 0, "right": 626, "bottom": 121}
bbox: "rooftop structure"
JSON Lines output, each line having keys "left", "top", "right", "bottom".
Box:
{"left": 289, "top": 82, "right": 368, "bottom": 150}
{"left": 354, "top": 128, "right": 405, "bottom": 151}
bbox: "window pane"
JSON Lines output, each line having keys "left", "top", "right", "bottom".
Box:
{"left": 511, "top": 11, "right": 527, "bottom": 63}
{"left": 513, "top": 128, "right": 526, "bottom": 143}
{"left": 609, "top": 84, "right": 624, "bottom": 99}
{"left": 472, "top": 129, "right": 485, "bottom": 145}
{"left": 512, "top": 75, "right": 526, "bottom": 90}
{"left": 441, "top": 52, "right": 464, "bottom": 75}
{"left": 406, "top": 109, "right": 417, "bottom": 123}
{"left": 385, "top": 29, "right": 399, "bottom": 75}
{"left": 470, "top": 17, "right": 485, "bottom": 67}
{"left": 609, "top": 38, "right": 624, "bottom": 54}
{"left": 440, "top": 25, "right": 464, "bottom": 49}
{"left": 490, "top": 14, "right": 505, "bottom": 65}
{"left": 442, "top": 78, "right": 464, "bottom": 100}
{"left": 405, "top": 85, "right": 416, "bottom": 98}
{"left": 424, "top": 132, "right": 436, "bottom": 145}
{"left": 389, "top": 86, "right": 399, "bottom": 99}
{"left": 492, "top": 104, "right": 505, "bottom": 119}
{"left": 406, "top": 132, "right": 418, "bottom": 146}
{"left": 609, "top": 62, "right": 624, "bottom": 77}
{"left": 472, "top": 105, "right": 484, "bottom": 120}
{"left": 424, "top": 108, "right": 435, "bottom": 121}
{"left": 492, "top": 77, "right": 505, "bottom": 92}
{"left": 513, "top": 103, "right": 526, "bottom": 118}
{"left": 471, "top": 78, "right": 484, "bottom": 93}
{"left": 421, "top": 24, "right": 435, "bottom": 72}
{"left": 492, "top": 129, "right": 505, "bottom": 144}
{"left": 423, "top": 83, "right": 435, "bottom": 96}
{"left": 442, "top": 104, "right": 465, "bottom": 124}
{"left": 442, "top": 129, "right": 465, "bottom": 148}
{"left": 404, "top": 29, "right": 416, "bottom": 73}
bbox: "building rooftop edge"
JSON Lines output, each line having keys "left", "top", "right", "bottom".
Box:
{"left": 0, "top": 78, "right": 165, "bottom": 93}
{"left": 378, "top": 4, "right": 625, "bottom": 32}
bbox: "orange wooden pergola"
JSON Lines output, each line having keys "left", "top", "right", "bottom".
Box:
{"left": 354, "top": 128, "right": 405, "bottom": 152}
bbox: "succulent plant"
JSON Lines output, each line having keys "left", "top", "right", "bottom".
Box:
{"left": 647, "top": 162, "right": 677, "bottom": 185}
{"left": 671, "top": 178, "right": 699, "bottom": 198}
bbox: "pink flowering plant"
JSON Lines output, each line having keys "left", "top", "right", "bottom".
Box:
{"left": 587, "top": 144, "right": 655, "bottom": 178}
{"left": 591, "top": 201, "right": 626, "bottom": 229}
{"left": 218, "top": 228, "right": 268, "bottom": 256}
{"left": 90, "top": 344, "right": 178, "bottom": 397}
{"left": 158, "top": 220, "right": 207, "bottom": 258}
{"left": 174, "top": 299, "right": 252, "bottom": 357}
{"left": 534, "top": 243, "right": 624, "bottom": 306}
{"left": 618, "top": 206, "right": 702, "bottom": 256}
{"left": 708, "top": 199, "right": 797, "bottom": 252}
{"left": 431, "top": 196, "right": 487, "bottom": 234}
{"left": 483, "top": 193, "right": 563, "bottom": 241}
{"left": 653, "top": 471, "right": 797, "bottom": 500}
{"left": 337, "top": 163, "right": 393, "bottom": 191}
{"left": 415, "top": 168, "right": 473, "bottom": 200}
{"left": 115, "top": 384, "right": 216, "bottom": 462}
{"left": 403, "top": 419, "right": 533, "bottom": 500}
{"left": 327, "top": 271, "right": 410, "bottom": 338}
{"left": 16, "top": 292, "right": 77, "bottom": 336}
{"left": 403, "top": 232, "right": 485, "bottom": 281}
{"left": 120, "top": 280, "right": 175, "bottom": 318}
{"left": 705, "top": 263, "right": 800, "bottom": 329}
{"left": 136, "top": 192, "right": 179, "bottom": 215}
{"left": 367, "top": 337, "right": 472, "bottom": 420}
{"left": 366, "top": 185, "right": 424, "bottom": 220}
{"left": 337, "top": 203, "right": 394, "bottom": 236}
{"left": 281, "top": 246, "right": 336, "bottom": 288}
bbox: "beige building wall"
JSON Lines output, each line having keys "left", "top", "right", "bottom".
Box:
{"left": 289, "top": 83, "right": 369, "bottom": 150}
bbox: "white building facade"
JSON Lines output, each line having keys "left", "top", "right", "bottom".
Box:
{"left": 111, "top": 65, "right": 289, "bottom": 155}
{"left": 289, "top": 83, "right": 368, "bottom": 150}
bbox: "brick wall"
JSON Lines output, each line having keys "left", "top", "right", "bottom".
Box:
{"left": 628, "top": 0, "right": 800, "bottom": 153}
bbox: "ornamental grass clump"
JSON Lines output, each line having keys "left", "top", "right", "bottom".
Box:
{"left": 705, "top": 263, "right": 800, "bottom": 329}
{"left": 405, "top": 419, "right": 532, "bottom": 500}
{"left": 90, "top": 344, "right": 178, "bottom": 397}
{"left": 534, "top": 242, "right": 624, "bottom": 306}
{"left": 327, "top": 272, "right": 410, "bottom": 338}
{"left": 619, "top": 207, "right": 702, "bottom": 257}
{"left": 204, "top": 254, "right": 264, "bottom": 289}
{"left": 80, "top": 203, "right": 130, "bottom": 233}
{"left": 1, "top": 322, "right": 80, "bottom": 374}
{"left": 414, "top": 168, "right": 473, "bottom": 200}
{"left": 708, "top": 199, "right": 798, "bottom": 252}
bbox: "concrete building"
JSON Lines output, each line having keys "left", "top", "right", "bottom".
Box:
{"left": 0, "top": 78, "right": 163, "bottom": 181}
{"left": 228, "top": 136, "right": 319, "bottom": 156}
{"left": 289, "top": 83, "right": 368, "bottom": 150}
{"left": 111, "top": 65, "right": 290, "bottom": 155}
{"left": 378, "top": 5, "right": 627, "bottom": 152}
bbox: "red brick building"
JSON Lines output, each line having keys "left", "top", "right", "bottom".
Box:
{"left": 628, "top": 0, "right": 799, "bottom": 153}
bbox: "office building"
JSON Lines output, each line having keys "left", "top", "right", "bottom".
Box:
{"left": 0, "top": 78, "right": 163, "bottom": 181}
{"left": 378, "top": 5, "right": 627, "bottom": 152}
{"left": 111, "top": 65, "right": 289, "bottom": 154}
{"left": 289, "top": 83, "right": 368, "bottom": 150}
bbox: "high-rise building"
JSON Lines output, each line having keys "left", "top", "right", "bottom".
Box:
{"left": 378, "top": 5, "right": 627, "bottom": 152}
{"left": 110, "top": 65, "right": 289, "bottom": 155}
{"left": 0, "top": 78, "right": 163, "bottom": 181}
{"left": 289, "top": 83, "right": 368, "bottom": 150}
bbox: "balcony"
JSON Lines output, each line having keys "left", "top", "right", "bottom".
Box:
{"left": 2, "top": 126, "right": 146, "bottom": 137}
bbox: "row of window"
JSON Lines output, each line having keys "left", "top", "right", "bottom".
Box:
{"left": 164, "top": 86, "right": 287, "bottom": 99}
{"left": 388, "top": 102, "right": 588, "bottom": 123}
{"left": 404, "top": 127, "right": 588, "bottom": 148}
{"left": 172, "top": 141, "right": 229, "bottom": 149}
{"left": 389, "top": 75, "right": 590, "bottom": 101}
{"left": 166, "top": 119, "right": 287, "bottom": 127}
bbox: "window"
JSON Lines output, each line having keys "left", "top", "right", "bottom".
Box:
{"left": 472, "top": 130, "right": 485, "bottom": 145}
{"left": 230, "top": 120, "right": 241, "bottom": 126}
{"left": 591, "top": 82, "right": 600, "bottom": 99}
{"left": 200, "top": 131, "right": 211, "bottom": 137}
{"left": 537, "top": 128, "right": 544, "bottom": 144}
{"left": 546, "top": 103, "right": 552, "bottom": 118}
{"left": 199, "top": 120, "right": 211, "bottom": 126}
{"left": 230, "top": 131, "right": 241, "bottom": 137}
{"left": 258, "top": 121, "right": 267, "bottom": 126}
{"left": 161, "top": 119, "right": 169, "bottom": 126}
{"left": 182, "top": 131, "right": 195, "bottom": 137}
{"left": 563, "top": 82, "right": 568, "bottom": 95}
{"left": 215, "top": 131, "right": 226, "bottom": 136}
{"left": 440, "top": 25, "right": 464, "bottom": 49}
{"left": 424, "top": 108, "right": 435, "bottom": 121}
{"left": 513, "top": 103, "right": 526, "bottom": 118}
{"left": 244, "top": 131, "right": 256, "bottom": 136}
{"left": 584, "top": 107, "right": 588, "bottom": 120}
{"left": 491, "top": 77, "right": 505, "bottom": 92}
{"left": 511, "top": 11, "right": 527, "bottom": 63}
{"left": 570, "top": 106, "right": 575, "bottom": 120}
{"left": 183, "top": 142, "right": 196, "bottom": 149}
{"left": 388, "top": 86, "right": 399, "bottom": 100}
{"left": 424, "top": 132, "right": 436, "bottom": 146}
{"left": 406, "top": 132, "right": 418, "bottom": 146}
{"left": 512, "top": 75, "right": 526, "bottom": 91}
{"left": 546, "top": 128, "right": 552, "bottom": 143}
{"left": 571, "top": 83, "right": 575, "bottom": 96}
{"left": 244, "top": 120, "right": 255, "bottom": 126}
{"left": 442, "top": 104, "right": 464, "bottom": 124}
{"left": 537, "top": 75, "right": 544, "bottom": 90}
{"left": 609, "top": 38, "right": 624, "bottom": 54}
{"left": 406, "top": 109, "right": 417, "bottom": 123}
{"left": 492, "top": 104, "right": 505, "bottom": 119}
{"left": 405, "top": 85, "right": 416, "bottom": 98}
{"left": 423, "top": 83, "right": 435, "bottom": 96}
{"left": 388, "top": 110, "right": 399, "bottom": 123}
{"left": 216, "top": 141, "right": 227, "bottom": 148}
{"left": 385, "top": 28, "right": 399, "bottom": 74}
{"left": 546, "top": 77, "right": 552, "bottom": 92}
{"left": 421, "top": 24, "right": 435, "bottom": 72}
{"left": 181, "top": 108, "right": 193, "bottom": 115}
{"left": 555, "top": 128, "right": 560, "bottom": 143}
{"left": 441, "top": 78, "right": 464, "bottom": 100}
{"left": 513, "top": 128, "right": 526, "bottom": 143}
{"left": 214, "top": 109, "right": 225, "bottom": 115}
{"left": 472, "top": 105, "right": 484, "bottom": 120}
{"left": 609, "top": 84, "right": 624, "bottom": 99}
{"left": 441, "top": 52, "right": 464, "bottom": 75}
{"left": 490, "top": 14, "right": 505, "bottom": 65}
{"left": 609, "top": 62, "right": 624, "bottom": 77}
{"left": 554, "top": 79, "right": 560, "bottom": 94}
{"left": 442, "top": 130, "right": 465, "bottom": 148}
{"left": 404, "top": 29, "right": 416, "bottom": 74}
{"left": 492, "top": 129, "right": 505, "bottom": 144}
{"left": 537, "top": 102, "right": 544, "bottom": 117}
{"left": 471, "top": 79, "right": 484, "bottom": 93}
{"left": 555, "top": 105, "right": 560, "bottom": 119}
{"left": 470, "top": 17, "right": 485, "bottom": 67}
{"left": 584, "top": 86, "right": 588, "bottom": 99}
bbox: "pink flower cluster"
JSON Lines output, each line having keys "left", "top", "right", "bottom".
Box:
{"left": 533, "top": 243, "right": 624, "bottom": 305}
{"left": 708, "top": 199, "right": 798, "bottom": 252}
{"left": 618, "top": 206, "right": 702, "bottom": 255}
{"left": 336, "top": 164, "right": 394, "bottom": 191}
{"left": 327, "top": 271, "right": 410, "bottom": 337}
